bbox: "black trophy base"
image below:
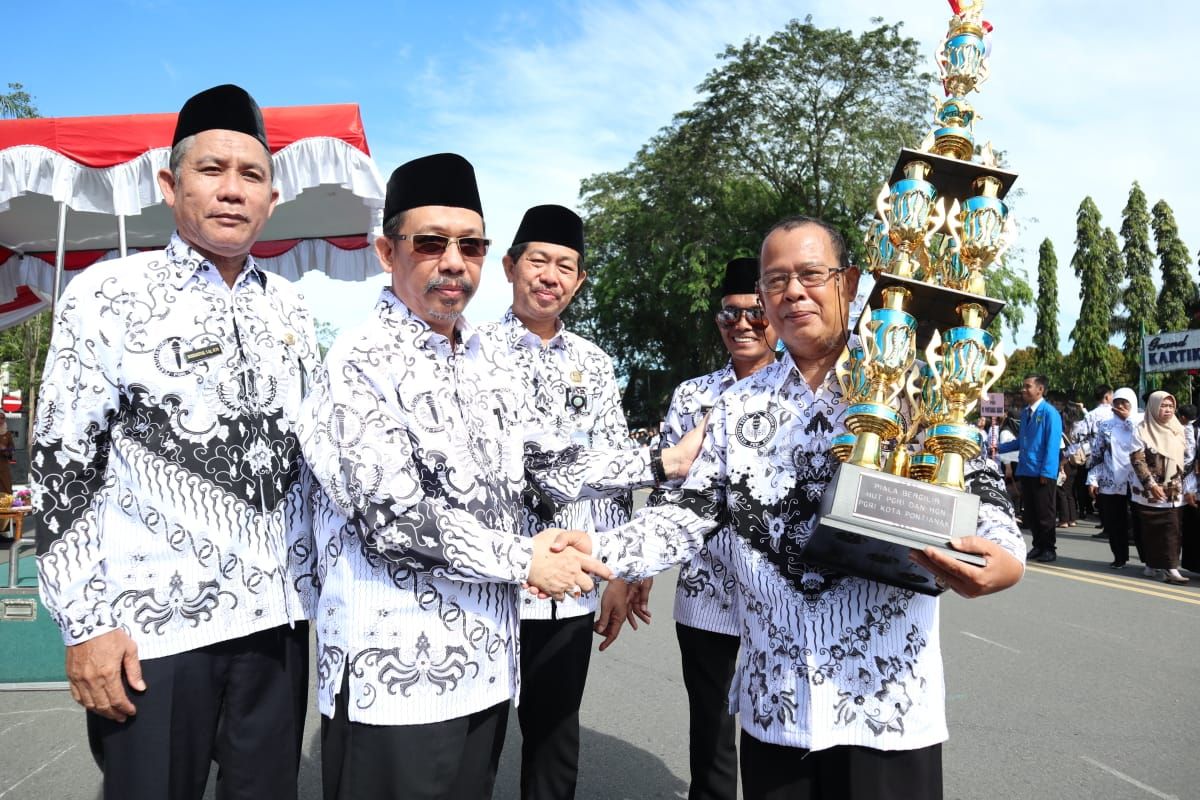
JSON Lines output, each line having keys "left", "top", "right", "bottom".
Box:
{"left": 808, "top": 462, "right": 985, "bottom": 596}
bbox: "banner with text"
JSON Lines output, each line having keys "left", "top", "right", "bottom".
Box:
{"left": 1143, "top": 329, "right": 1200, "bottom": 373}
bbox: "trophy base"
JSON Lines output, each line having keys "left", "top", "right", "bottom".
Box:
{"left": 809, "top": 463, "right": 985, "bottom": 596}
{"left": 867, "top": 273, "right": 1005, "bottom": 350}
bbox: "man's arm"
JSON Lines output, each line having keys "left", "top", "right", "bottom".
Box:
{"left": 299, "top": 347, "right": 606, "bottom": 592}
{"left": 1040, "top": 408, "right": 1063, "bottom": 480}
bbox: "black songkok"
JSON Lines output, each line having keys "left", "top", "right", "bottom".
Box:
{"left": 384, "top": 153, "right": 483, "bottom": 223}
{"left": 173, "top": 84, "right": 269, "bottom": 151}
{"left": 720, "top": 256, "right": 759, "bottom": 296}
{"left": 510, "top": 205, "right": 584, "bottom": 257}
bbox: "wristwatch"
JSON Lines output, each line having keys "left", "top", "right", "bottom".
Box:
{"left": 650, "top": 446, "right": 667, "bottom": 484}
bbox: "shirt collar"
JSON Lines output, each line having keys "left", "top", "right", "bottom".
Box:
{"left": 378, "top": 287, "right": 478, "bottom": 352}
{"left": 1028, "top": 397, "right": 1044, "bottom": 414}
{"left": 164, "top": 233, "right": 267, "bottom": 292}
{"left": 501, "top": 307, "right": 566, "bottom": 351}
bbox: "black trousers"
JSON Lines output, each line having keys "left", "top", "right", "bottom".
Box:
{"left": 518, "top": 613, "right": 595, "bottom": 800}
{"left": 676, "top": 622, "right": 740, "bottom": 800}
{"left": 1097, "top": 492, "right": 1131, "bottom": 563}
{"left": 322, "top": 675, "right": 509, "bottom": 800}
{"left": 1020, "top": 476, "right": 1057, "bottom": 552}
{"left": 740, "top": 734, "right": 942, "bottom": 800}
{"left": 86, "top": 623, "right": 309, "bottom": 800}
{"left": 1056, "top": 465, "right": 1077, "bottom": 524}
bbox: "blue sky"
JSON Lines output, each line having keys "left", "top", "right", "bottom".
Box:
{"left": 10, "top": 0, "right": 1200, "bottom": 356}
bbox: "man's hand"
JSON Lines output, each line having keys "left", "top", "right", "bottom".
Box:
{"left": 1089, "top": 484, "right": 1098, "bottom": 499}
{"left": 909, "top": 536, "right": 1023, "bottom": 599}
{"left": 626, "top": 577, "right": 653, "bottom": 628}
{"left": 529, "top": 528, "right": 612, "bottom": 600}
{"left": 595, "top": 582, "right": 630, "bottom": 651}
{"left": 65, "top": 629, "right": 145, "bottom": 722}
{"left": 662, "top": 419, "right": 707, "bottom": 480}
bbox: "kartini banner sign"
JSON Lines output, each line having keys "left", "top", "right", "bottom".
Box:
{"left": 1142, "top": 329, "right": 1200, "bottom": 373}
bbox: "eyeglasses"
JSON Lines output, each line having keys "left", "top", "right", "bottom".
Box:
{"left": 393, "top": 233, "right": 491, "bottom": 259}
{"left": 715, "top": 306, "right": 768, "bottom": 329}
{"left": 757, "top": 267, "right": 847, "bottom": 295}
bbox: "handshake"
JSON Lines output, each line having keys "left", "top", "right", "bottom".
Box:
{"left": 525, "top": 528, "right": 613, "bottom": 601}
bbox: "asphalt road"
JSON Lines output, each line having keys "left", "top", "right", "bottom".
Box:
{"left": 2, "top": 511, "right": 1198, "bottom": 799}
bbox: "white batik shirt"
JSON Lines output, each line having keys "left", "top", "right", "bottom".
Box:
{"left": 1086, "top": 415, "right": 1137, "bottom": 495}
{"left": 32, "top": 234, "right": 319, "bottom": 660}
{"left": 479, "top": 309, "right": 632, "bottom": 621}
{"left": 299, "top": 290, "right": 653, "bottom": 726}
{"left": 654, "top": 362, "right": 740, "bottom": 636}
{"left": 594, "top": 346, "right": 1024, "bottom": 751}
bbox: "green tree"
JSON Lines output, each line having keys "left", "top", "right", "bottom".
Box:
{"left": 0, "top": 83, "right": 45, "bottom": 432}
{"left": 1118, "top": 182, "right": 1157, "bottom": 385}
{"left": 0, "top": 83, "right": 36, "bottom": 119}
{"left": 1067, "top": 197, "right": 1113, "bottom": 393}
{"left": 576, "top": 17, "right": 948, "bottom": 423}
{"left": 1032, "top": 238, "right": 1060, "bottom": 376}
{"left": 994, "top": 346, "right": 1038, "bottom": 394}
{"left": 1151, "top": 199, "right": 1199, "bottom": 399}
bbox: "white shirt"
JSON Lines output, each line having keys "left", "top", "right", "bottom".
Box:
{"left": 480, "top": 308, "right": 632, "bottom": 620}
{"left": 656, "top": 362, "right": 740, "bottom": 635}
{"left": 299, "top": 290, "right": 653, "bottom": 725}
{"left": 32, "top": 234, "right": 319, "bottom": 659}
{"left": 594, "top": 346, "right": 1023, "bottom": 751}
{"left": 1087, "top": 415, "right": 1138, "bottom": 495}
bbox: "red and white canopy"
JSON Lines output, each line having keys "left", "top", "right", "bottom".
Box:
{"left": 0, "top": 103, "right": 385, "bottom": 328}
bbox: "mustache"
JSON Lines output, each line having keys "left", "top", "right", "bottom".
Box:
{"left": 425, "top": 276, "right": 476, "bottom": 294}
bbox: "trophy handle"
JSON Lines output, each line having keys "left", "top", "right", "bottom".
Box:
{"left": 901, "top": 363, "right": 925, "bottom": 443}
{"left": 875, "top": 184, "right": 891, "bottom": 233}
{"left": 981, "top": 339, "right": 1007, "bottom": 397}
{"left": 924, "top": 329, "right": 944, "bottom": 395}
{"left": 944, "top": 199, "right": 962, "bottom": 247}
{"left": 925, "top": 197, "right": 949, "bottom": 247}
{"left": 857, "top": 306, "right": 875, "bottom": 360}
{"left": 835, "top": 346, "right": 853, "bottom": 398}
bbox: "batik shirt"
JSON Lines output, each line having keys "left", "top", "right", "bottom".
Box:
{"left": 299, "top": 290, "right": 654, "bottom": 726}
{"left": 594, "top": 346, "right": 1023, "bottom": 751}
{"left": 1086, "top": 415, "right": 1137, "bottom": 495}
{"left": 32, "top": 234, "right": 319, "bottom": 660}
{"left": 654, "top": 362, "right": 740, "bottom": 636}
{"left": 1128, "top": 424, "right": 1196, "bottom": 508}
{"left": 479, "top": 309, "right": 632, "bottom": 621}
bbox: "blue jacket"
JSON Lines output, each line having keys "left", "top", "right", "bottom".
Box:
{"left": 997, "top": 400, "right": 1063, "bottom": 480}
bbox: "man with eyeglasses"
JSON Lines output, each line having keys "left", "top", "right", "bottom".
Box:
{"left": 647, "top": 256, "right": 778, "bottom": 800}
{"left": 478, "top": 204, "right": 638, "bottom": 800}
{"left": 298, "top": 154, "right": 700, "bottom": 800}
{"left": 575, "top": 216, "right": 1023, "bottom": 800}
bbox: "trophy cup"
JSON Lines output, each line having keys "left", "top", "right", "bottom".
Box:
{"left": 804, "top": 0, "right": 1016, "bottom": 595}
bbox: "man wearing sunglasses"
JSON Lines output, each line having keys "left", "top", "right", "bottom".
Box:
{"left": 298, "top": 155, "right": 700, "bottom": 800}
{"left": 647, "top": 256, "right": 778, "bottom": 800}
{"left": 573, "top": 216, "right": 1023, "bottom": 800}
{"left": 477, "top": 204, "right": 637, "bottom": 800}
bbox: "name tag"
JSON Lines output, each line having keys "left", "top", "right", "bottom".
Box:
{"left": 184, "top": 344, "right": 223, "bottom": 364}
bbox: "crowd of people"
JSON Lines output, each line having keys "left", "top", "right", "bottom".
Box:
{"left": 988, "top": 382, "right": 1199, "bottom": 579}
{"left": 33, "top": 83, "right": 1029, "bottom": 800}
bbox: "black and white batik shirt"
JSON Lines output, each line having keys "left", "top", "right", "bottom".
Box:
{"left": 480, "top": 309, "right": 632, "bottom": 621}
{"left": 595, "top": 346, "right": 1023, "bottom": 751}
{"left": 33, "top": 234, "right": 319, "bottom": 660}
{"left": 299, "top": 290, "right": 653, "bottom": 726}
{"left": 653, "top": 362, "right": 740, "bottom": 636}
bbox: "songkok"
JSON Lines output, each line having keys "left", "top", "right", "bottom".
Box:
{"left": 720, "top": 257, "right": 760, "bottom": 296}
{"left": 173, "top": 84, "right": 268, "bottom": 151}
{"left": 511, "top": 205, "right": 584, "bottom": 257}
{"left": 384, "top": 153, "right": 483, "bottom": 223}
{"left": 1113, "top": 387, "right": 1138, "bottom": 411}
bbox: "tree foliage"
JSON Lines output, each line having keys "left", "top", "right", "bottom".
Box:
{"left": 1032, "top": 238, "right": 1059, "bottom": 375}
{"left": 572, "top": 17, "right": 994, "bottom": 424}
{"left": 1067, "top": 197, "right": 1114, "bottom": 393}
{"left": 0, "top": 83, "right": 36, "bottom": 119}
{"left": 1119, "top": 182, "right": 1157, "bottom": 384}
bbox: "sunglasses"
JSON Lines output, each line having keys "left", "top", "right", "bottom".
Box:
{"left": 715, "top": 306, "right": 768, "bottom": 329}
{"left": 393, "top": 233, "right": 491, "bottom": 259}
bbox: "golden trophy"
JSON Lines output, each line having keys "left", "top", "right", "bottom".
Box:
{"left": 807, "top": 0, "right": 1014, "bottom": 595}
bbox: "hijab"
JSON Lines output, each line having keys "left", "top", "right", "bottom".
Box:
{"left": 1137, "top": 390, "right": 1186, "bottom": 479}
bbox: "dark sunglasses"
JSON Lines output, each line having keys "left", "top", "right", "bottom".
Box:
{"left": 715, "top": 306, "right": 767, "bottom": 329}
{"left": 394, "top": 233, "right": 491, "bottom": 259}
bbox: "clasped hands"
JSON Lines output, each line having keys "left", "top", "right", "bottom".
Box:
{"left": 525, "top": 528, "right": 611, "bottom": 601}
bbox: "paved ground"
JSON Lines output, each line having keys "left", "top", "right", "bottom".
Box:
{"left": 2, "top": 510, "right": 1198, "bottom": 799}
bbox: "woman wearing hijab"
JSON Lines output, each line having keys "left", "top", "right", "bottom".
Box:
{"left": 1128, "top": 391, "right": 1197, "bottom": 584}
